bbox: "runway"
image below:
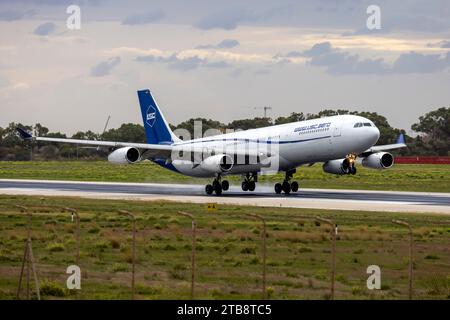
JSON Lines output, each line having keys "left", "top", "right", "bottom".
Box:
{"left": 0, "top": 179, "right": 449, "bottom": 214}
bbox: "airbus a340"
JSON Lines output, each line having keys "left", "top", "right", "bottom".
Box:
{"left": 17, "top": 89, "right": 406, "bottom": 195}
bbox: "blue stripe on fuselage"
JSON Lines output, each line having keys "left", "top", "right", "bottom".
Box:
{"left": 173, "top": 135, "right": 331, "bottom": 146}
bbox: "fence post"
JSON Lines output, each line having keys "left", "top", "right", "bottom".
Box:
{"left": 15, "top": 205, "right": 40, "bottom": 300}
{"left": 63, "top": 207, "right": 80, "bottom": 265}
{"left": 246, "top": 213, "right": 267, "bottom": 300}
{"left": 315, "top": 216, "right": 337, "bottom": 300}
{"left": 392, "top": 219, "right": 413, "bottom": 300}
{"left": 177, "top": 211, "right": 196, "bottom": 300}
{"left": 118, "top": 210, "right": 136, "bottom": 300}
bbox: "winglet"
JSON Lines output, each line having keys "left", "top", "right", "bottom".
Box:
{"left": 396, "top": 133, "right": 405, "bottom": 144}
{"left": 16, "top": 127, "right": 33, "bottom": 141}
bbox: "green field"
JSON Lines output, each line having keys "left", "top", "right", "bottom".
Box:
{"left": 0, "top": 161, "right": 449, "bottom": 192}
{"left": 0, "top": 195, "right": 449, "bottom": 300}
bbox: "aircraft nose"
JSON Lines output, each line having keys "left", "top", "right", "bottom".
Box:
{"left": 371, "top": 126, "right": 380, "bottom": 143}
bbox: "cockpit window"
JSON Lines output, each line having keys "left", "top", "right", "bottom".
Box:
{"left": 354, "top": 122, "right": 373, "bottom": 128}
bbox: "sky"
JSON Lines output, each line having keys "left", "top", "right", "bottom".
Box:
{"left": 0, "top": 0, "right": 449, "bottom": 136}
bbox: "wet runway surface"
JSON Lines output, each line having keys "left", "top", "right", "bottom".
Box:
{"left": 1, "top": 179, "right": 449, "bottom": 207}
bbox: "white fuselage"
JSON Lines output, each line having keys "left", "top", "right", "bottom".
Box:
{"left": 165, "top": 115, "right": 380, "bottom": 177}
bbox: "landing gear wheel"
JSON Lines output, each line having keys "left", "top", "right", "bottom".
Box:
{"left": 205, "top": 184, "right": 213, "bottom": 195}
{"left": 274, "top": 183, "right": 282, "bottom": 194}
{"left": 221, "top": 180, "right": 229, "bottom": 191}
{"left": 241, "top": 181, "right": 249, "bottom": 191}
{"left": 248, "top": 181, "right": 256, "bottom": 191}
{"left": 291, "top": 181, "right": 299, "bottom": 192}
{"left": 282, "top": 181, "right": 291, "bottom": 194}
{"left": 214, "top": 183, "right": 222, "bottom": 195}
{"left": 350, "top": 166, "right": 357, "bottom": 175}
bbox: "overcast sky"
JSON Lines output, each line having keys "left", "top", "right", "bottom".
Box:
{"left": 0, "top": 0, "right": 449, "bottom": 135}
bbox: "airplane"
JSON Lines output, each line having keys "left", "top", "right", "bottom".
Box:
{"left": 16, "top": 89, "right": 407, "bottom": 196}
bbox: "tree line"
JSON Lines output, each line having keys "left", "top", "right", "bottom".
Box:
{"left": 0, "top": 107, "right": 448, "bottom": 161}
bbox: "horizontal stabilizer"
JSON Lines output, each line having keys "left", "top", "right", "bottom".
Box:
{"left": 362, "top": 133, "right": 407, "bottom": 154}
{"left": 16, "top": 127, "right": 33, "bottom": 140}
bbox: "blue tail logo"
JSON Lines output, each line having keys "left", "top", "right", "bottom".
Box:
{"left": 137, "top": 89, "right": 178, "bottom": 145}
{"left": 146, "top": 105, "right": 156, "bottom": 127}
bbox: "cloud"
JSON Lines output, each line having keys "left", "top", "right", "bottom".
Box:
{"left": 427, "top": 40, "right": 450, "bottom": 49}
{"left": 277, "top": 42, "right": 332, "bottom": 60}
{"left": 12, "top": 82, "right": 30, "bottom": 90}
{"left": 217, "top": 39, "right": 240, "bottom": 49}
{"left": 89, "top": 57, "right": 121, "bottom": 77}
{"left": 275, "top": 42, "right": 384, "bottom": 74}
{"left": 168, "top": 55, "right": 205, "bottom": 71}
{"left": 33, "top": 22, "right": 56, "bottom": 36}
{"left": 279, "top": 42, "right": 450, "bottom": 75}
{"left": 301, "top": 42, "right": 332, "bottom": 57}
{"left": 135, "top": 52, "right": 230, "bottom": 71}
{"left": 195, "top": 9, "right": 257, "bottom": 30}
{"left": 0, "top": 76, "right": 9, "bottom": 88}
{"left": 204, "top": 61, "right": 230, "bottom": 69}
{"left": 0, "top": 10, "right": 32, "bottom": 21}
{"left": 122, "top": 10, "right": 165, "bottom": 25}
{"left": 196, "top": 39, "right": 240, "bottom": 50}
{"left": 309, "top": 49, "right": 387, "bottom": 75}
{"left": 392, "top": 52, "right": 450, "bottom": 74}
{"left": 135, "top": 53, "right": 205, "bottom": 71}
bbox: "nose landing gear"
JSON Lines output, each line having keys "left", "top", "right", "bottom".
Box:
{"left": 275, "top": 169, "right": 299, "bottom": 194}
{"left": 345, "top": 153, "right": 357, "bottom": 175}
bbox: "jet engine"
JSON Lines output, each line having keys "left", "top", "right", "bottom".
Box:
{"left": 322, "top": 158, "right": 352, "bottom": 175}
{"left": 362, "top": 152, "right": 394, "bottom": 169}
{"left": 108, "top": 147, "right": 141, "bottom": 164}
{"left": 200, "top": 154, "right": 234, "bottom": 173}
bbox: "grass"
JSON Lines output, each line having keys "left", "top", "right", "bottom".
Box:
{"left": 0, "top": 161, "right": 449, "bottom": 192}
{"left": 0, "top": 195, "right": 449, "bottom": 300}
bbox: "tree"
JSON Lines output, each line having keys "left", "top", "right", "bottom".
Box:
{"left": 227, "top": 117, "right": 272, "bottom": 131}
{"left": 33, "top": 123, "right": 49, "bottom": 137}
{"left": 274, "top": 112, "right": 305, "bottom": 125}
{"left": 2, "top": 123, "right": 32, "bottom": 147}
{"left": 102, "top": 123, "right": 145, "bottom": 143}
{"left": 307, "top": 109, "right": 350, "bottom": 120}
{"left": 171, "top": 118, "right": 226, "bottom": 139}
{"left": 412, "top": 107, "right": 450, "bottom": 156}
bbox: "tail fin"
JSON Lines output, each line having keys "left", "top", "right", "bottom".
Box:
{"left": 137, "top": 89, "right": 179, "bottom": 144}
{"left": 396, "top": 133, "right": 405, "bottom": 144}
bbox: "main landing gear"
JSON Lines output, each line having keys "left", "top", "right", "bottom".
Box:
{"left": 205, "top": 175, "right": 229, "bottom": 196}
{"left": 241, "top": 173, "right": 257, "bottom": 192}
{"left": 274, "top": 169, "right": 299, "bottom": 194}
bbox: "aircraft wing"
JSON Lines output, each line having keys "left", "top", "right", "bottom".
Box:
{"left": 361, "top": 133, "right": 407, "bottom": 154}
{"left": 16, "top": 127, "right": 177, "bottom": 159}
{"left": 16, "top": 127, "right": 272, "bottom": 160}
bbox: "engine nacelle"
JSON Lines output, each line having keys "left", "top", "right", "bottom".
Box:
{"left": 362, "top": 152, "right": 394, "bottom": 169}
{"left": 200, "top": 154, "right": 234, "bottom": 173}
{"left": 323, "top": 158, "right": 351, "bottom": 175}
{"left": 108, "top": 147, "right": 141, "bottom": 164}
